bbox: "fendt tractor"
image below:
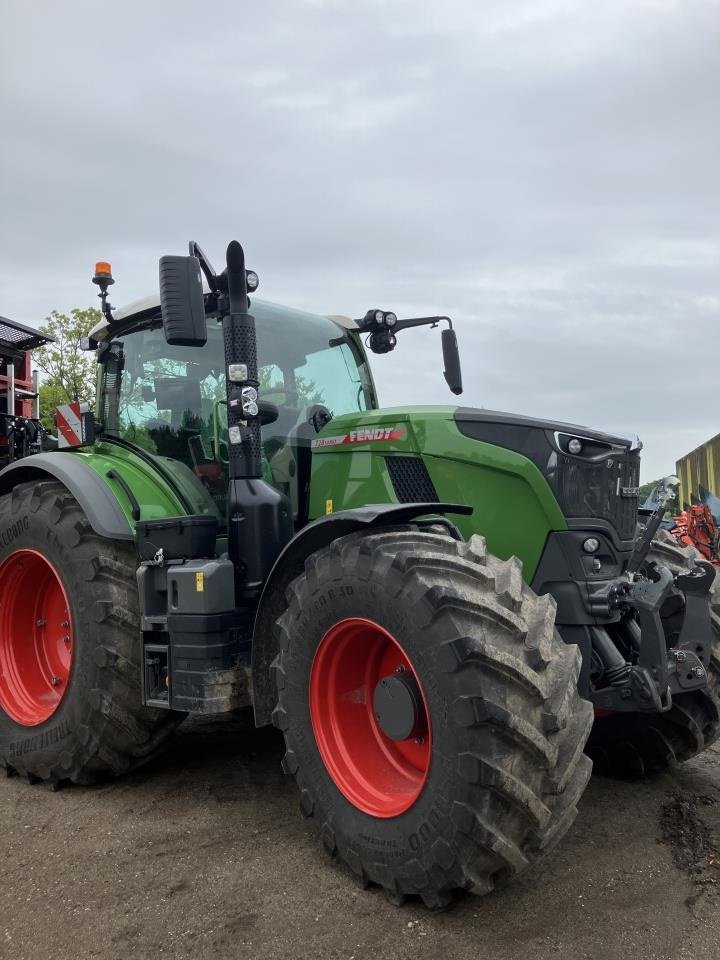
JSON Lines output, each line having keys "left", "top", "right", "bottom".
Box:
{"left": 0, "top": 240, "right": 717, "bottom": 908}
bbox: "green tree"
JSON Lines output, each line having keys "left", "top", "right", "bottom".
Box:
{"left": 638, "top": 478, "right": 661, "bottom": 503}
{"left": 38, "top": 380, "right": 67, "bottom": 431}
{"left": 34, "top": 307, "right": 100, "bottom": 431}
{"left": 259, "top": 365, "right": 323, "bottom": 405}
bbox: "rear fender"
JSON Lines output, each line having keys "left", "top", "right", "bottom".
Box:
{"left": 251, "top": 501, "right": 472, "bottom": 726}
{"left": 0, "top": 453, "right": 132, "bottom": 541}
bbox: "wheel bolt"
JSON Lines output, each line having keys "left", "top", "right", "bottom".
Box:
{"left": 61, "top": 621, "right": 70, "bottom": 628}
{"left": 36, "top": 620, "right": 46, "bottom": 628}
{"left": 693, "top": 666, "right": 705, "bottom": 678}
{"left": 415, "top": 737, "right": 424, "bottom": 745}
{"left": 51, "top": 676, "right": 62, "bottom": 686}
{"left": 62, "top": 635, "right": 70, "bottom": 645}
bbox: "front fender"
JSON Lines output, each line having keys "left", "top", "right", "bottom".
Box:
{"left": 251, "top": 501, "right": 472, "bottom": 726}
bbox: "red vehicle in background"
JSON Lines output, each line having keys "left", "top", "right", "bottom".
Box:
{"left": 671, "top": 490, "right": 720, "bottom": 567}
{"left": 0, "top": 315, "right": 53, "bottom": 466}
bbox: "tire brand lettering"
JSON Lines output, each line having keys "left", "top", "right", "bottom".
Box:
{"left": 9, "top": 719, "right": 70, "bottom": 758}
{"left": 359, "top": 833, "right": 397, "bottom": 849}
{"left": 0, "top": 515, "right": 29, "bottom": 548}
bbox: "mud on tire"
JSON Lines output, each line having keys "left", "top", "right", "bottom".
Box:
{"left": 0, "top": 481, "right": 183, "bottom": 786}
{"left": 587, "top": 533, "right": 720, "bottom": 779}
{"left": 272, "top": 527, "right": 593, "bottom": 907}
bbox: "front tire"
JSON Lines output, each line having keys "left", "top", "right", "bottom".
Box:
{"left": 0, "top": 481, "right": 183, "bottom": 786}
{"left": 272, "top": 527, "right": 593, "bottom": 906}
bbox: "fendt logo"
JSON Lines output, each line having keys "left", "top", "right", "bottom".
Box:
{"left": 312, "top": 427, "right": 406, "bottom": 449}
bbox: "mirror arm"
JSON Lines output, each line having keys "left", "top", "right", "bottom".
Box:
{"left": 383, "top": 315, "right": 452, "bottom": 333}
{"left": 188, "top": 241, "right": 220, "bottom": 294}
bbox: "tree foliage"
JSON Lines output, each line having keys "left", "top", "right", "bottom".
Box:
{"left": 638, "top": 478, "right": 661, "bottom": 503}
{"left": 259, "top": 365, "right": 323, "bottom": 405}
{"left": 34, "top": 307, "right": 100, "bottom": 430}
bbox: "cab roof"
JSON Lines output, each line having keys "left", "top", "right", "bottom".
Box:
{"left": 88, "top": 287, "right": 358, "bottom": 342}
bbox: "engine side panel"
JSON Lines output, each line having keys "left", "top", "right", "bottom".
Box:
{"left": 308, "top": 407, "right": 566, "bottom": 581}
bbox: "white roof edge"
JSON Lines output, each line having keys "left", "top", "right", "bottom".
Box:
{"left": 325, "top": 314, "right": 358, "bottom": 330}
{"left": 88, "top": 295, "right": 359, "bottom": 343}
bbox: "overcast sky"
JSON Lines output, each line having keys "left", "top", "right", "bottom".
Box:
{"left": 1, "top": 0, "right": 718, "bottom": 480}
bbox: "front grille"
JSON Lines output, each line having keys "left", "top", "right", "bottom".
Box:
{"left": 547, "top": 450, "right": 640, "bottom": 540}
{"left": 386, "top": 456, "right": 439, "bottom": 503}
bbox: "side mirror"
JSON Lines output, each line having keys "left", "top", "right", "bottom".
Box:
{"left": 441, "top": 328, "right": 463, "bottom": 395}
{"left": 159, "top": 255, "right": 207, "bottom": 346}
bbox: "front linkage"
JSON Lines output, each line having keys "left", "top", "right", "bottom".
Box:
{"left": 589, "top": 490, "right": 715, "bottom": 714}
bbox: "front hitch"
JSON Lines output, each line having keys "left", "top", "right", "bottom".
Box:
{"left": 590, "top": 559, "right": 715, "bottom": 714}
{"left": 675, "top": 561, "right": 716, "bottom": 668}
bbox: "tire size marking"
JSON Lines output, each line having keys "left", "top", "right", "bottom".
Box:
{"left": 298, "top": 585, "right": 355, "bottom": 630}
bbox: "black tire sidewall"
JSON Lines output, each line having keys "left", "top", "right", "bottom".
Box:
{"left": 0, "top": 491, "right": 125, "bottom": 772}
{"left": 280, "top": 570, "right": 479, "bottom": 867}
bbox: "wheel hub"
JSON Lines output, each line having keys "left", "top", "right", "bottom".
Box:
{"left": 373, "top": 671, "right": 423, "bottom": 741}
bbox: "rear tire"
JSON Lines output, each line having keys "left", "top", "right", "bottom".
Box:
{"left": 0, "top": 481, "right": 183, "bottom": 786}
{"left": 587, "top": 533, "right": 720, "bottom": 779}
{"left": 272, "top": 527, "right": 593, "bottom": 906}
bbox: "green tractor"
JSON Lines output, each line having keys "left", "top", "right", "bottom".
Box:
{"left": 0, "top": 240, "right": 716, "bottom": 907}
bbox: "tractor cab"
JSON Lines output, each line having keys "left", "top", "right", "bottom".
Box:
{"left": 92, "top": 296, "right": 376, "bottom": 528}
{"left": 88, "top": 246, "right": 460, "bottom": 533}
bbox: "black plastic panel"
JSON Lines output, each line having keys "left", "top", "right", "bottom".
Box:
{"left": 385, "top": 456, "right": 439, "bottom": 504}
{"left": 454, "top": 408, "right": 640, "bottom": 540}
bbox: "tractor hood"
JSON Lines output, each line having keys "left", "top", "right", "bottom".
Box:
{"left": 311, "top": 405, "right": 642, "bottom": 545}
{"left": 453, "top": 406, "right": 641, "bottom": 456}
{"left": 311, "top": 405, "right": 640, "bottom": 458}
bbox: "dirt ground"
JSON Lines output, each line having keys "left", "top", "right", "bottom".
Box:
{"left": 1, "top": 714, "right": 719, "bottom": 960}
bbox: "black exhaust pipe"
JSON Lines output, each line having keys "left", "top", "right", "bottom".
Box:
{"left": 223, "top": 241, "right": 292, "bottom": 600}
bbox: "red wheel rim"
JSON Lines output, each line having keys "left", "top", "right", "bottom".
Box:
{"left": 0, "top": 550, "right": 74, "bottom": 726}
{"left": 309, "top": 618, "right": 431, "bottom": 818}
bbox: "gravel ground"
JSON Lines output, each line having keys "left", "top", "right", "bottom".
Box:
{"left": 1, "top": 713, "right": 719, "bottom": 960}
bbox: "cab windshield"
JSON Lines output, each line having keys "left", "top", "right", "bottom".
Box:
{"left": 100, "top": 299, "right": 375, "bottom": 522}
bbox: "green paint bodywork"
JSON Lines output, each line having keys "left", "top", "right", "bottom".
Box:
{"left": 308, "top": 406, "right": 567, "bottom": 581}
{"left": 73, "top": 441, "right": 219, "bottom": 533}
{"left": 61, "top": 287, "right": 569, "bottom": 584}
{"left": 62, "top": 405, "right": 565, "bottom": 584}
